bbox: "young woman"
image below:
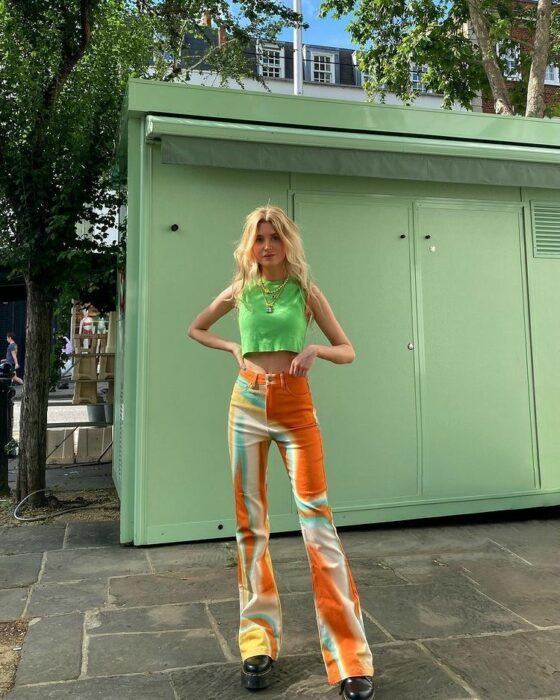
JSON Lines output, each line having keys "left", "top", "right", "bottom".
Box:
{"left": 187, "top": 205, "right": 375, "bottom": 699}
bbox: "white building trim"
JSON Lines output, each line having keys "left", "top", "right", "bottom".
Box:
{"left": 256, "top": 41, "right": 286, "bottom": 80}
{"left": 309, "top": 49, "right": 336, "bottom": 84}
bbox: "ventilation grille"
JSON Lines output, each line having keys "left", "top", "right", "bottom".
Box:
{"left": 532, "top": 203, "right": 560, "bottom": 258}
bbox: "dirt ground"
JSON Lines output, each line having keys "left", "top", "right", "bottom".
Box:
{"left": 0, "top": 487, "right": 119, "bottom": 528}
{"left": 0, "top": 487, "right": 119, "bottom": 693}
{"left": 0, "top": 619, "right": 28, "bottom": 696}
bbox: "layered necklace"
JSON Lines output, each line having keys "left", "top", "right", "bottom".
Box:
{"left": 258, "top": 275, "right": 290, "bottom": 313}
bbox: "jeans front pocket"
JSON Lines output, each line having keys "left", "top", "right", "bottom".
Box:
{"left": 283, "top": 374, "right": 310, "bottom": 398}
{"left": 234, "top": 376, "right": 254, "bottom": 393}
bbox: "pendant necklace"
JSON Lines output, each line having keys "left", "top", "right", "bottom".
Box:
{"left": 258, "top": 275, "right": 289, "bottom": 313}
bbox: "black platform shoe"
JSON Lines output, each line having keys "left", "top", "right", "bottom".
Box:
{"left": 339, "top": 676, "right": 375, "bottom": 700}
{"left": 241, "top": 655, "right": 274, "bottom": 690}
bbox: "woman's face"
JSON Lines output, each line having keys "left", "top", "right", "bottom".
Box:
{"left": 252, "top": 221, "right": 286, "bottom": 269}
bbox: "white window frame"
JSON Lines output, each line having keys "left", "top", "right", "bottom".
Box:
{"left": 310, "top": 50, "right": 336, "bottom": 84}
{"left": 498, "top": 42, "right": 521, "bottom": 81}
{"left": 545, "top": 64, "right": 560, "bottom": 85}
{"left": 256, "top": 42, "right": 285, "bottom": 79}
{"left": 410, "top": 63, "right": 431, "bottom": 93}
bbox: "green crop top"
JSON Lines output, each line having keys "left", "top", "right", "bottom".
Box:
{"left": 238, "top": 277, "right": 309, "bottom": 357}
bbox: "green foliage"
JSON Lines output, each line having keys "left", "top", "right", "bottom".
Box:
{"left": 4, "top": 438, "right": 18, "bottom": 458}
{"left": 0, "top": 1, "right": 153, "bottom": 301}
{"left": 49, "top": 332, "right": 67, "bottom": 391}
{"left": 151, "top": 0, "right": 307, "bottom": 85}
{"left": 319, "top": 0, "right": 558, "bottom": 113}
{"left": 0, "top": 0, "right": 304, "bottom": 304}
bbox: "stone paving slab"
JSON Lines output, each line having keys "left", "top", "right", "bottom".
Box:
{"left": 87, "top": 629, "right": 225, "bottom": 676}
{"left": 44, "top": 463, "right": 114, "bottom": 492}
{"left": 209, "top": 593, "right": 390, "bottom": 659}
{"left": 8, "top": 673, "right": 176, "bottom": 699}
{"left": 455, "top": 558, "right": 560, "bottom": 627}
{"left": 5, "top": 512, "right": 560, "bottom": 700}
{"left": 426, "top": 629, "right": 560, "bottom": 699}
{"left": 0, "top": 552, "right": 43, "bottom": 589}
{"left": 371, "top": 642, "right": 473, "bottom": 699}
{"left": 27, "top": 578, "right": 108, "bottom": 617}
{"left": 464, "top": 517, "right": 560, "bottom": 566}
{"left": 267, "top": 534, "right": 309, "bottom": 563}
{"left": 145, "top": 541, "right": 234, "bottom": 571}
{"left": 171, "top": 656, "right": 338, "bottom": 699}
{"left": 109, "top": 569, "right": 237, "bottom": 608}
{"left": 0, "top": 587, "right": 29, "bottom": 622}
{"left": 338, "top": 523, "right": 493, "bottom": 558}
{"left": 170, "top": 642, "right": 472, "bottom": 699}
{"left": 15, "top": 613, "right": 83, "bottom": 685}
{"left": 42, "top": 546, "right": 150, "bottom": 582}
{"left": 87, "top": 602, "right": 209, "bottom": 635}
{"left": 0, "top": 524, "right": 65, "bottom": 555}
{"left": 370, "top": 542, "right": 522, "bottom": 584}
{"left": 273, "top": 558, "right": 407, "bottom": 594}
{"left": 64, "top": 522, "right": 120, "bottom": 549}
{"left": 358, "top": 573, "right": 533, "bottom": 640}
{"left": 467, "top": 514, "right": 560, "bottom": 545}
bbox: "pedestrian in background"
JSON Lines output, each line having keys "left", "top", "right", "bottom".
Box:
{"left": 5, "top": 332, "right": 23, "bottom": 386}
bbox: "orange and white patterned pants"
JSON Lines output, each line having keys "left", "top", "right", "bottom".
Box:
{"left": 228, "top": 368, "right": 374, "bottom": 685}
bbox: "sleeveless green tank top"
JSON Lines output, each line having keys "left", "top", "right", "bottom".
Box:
{"left": 238, "top": 277, "right": 309, "bottom": 357}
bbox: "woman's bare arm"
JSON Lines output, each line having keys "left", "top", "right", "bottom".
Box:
{"left": 307, "top": 284, "right": 356, "bottom": 364}
{"left": 187, "top": 285, "right": 237, "bottom": 353}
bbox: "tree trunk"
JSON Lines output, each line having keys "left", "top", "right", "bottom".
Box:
{"left": 526, "top": 0, "right": 552, "bottom": 118}
{"left": 15, "top": 278, "right": 53, "bottom": 506}
{"left": 468, "top": 0, "right": 514, "bottom": 115}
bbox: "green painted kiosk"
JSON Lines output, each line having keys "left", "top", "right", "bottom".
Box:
{"left": 115, "top": 78, "right": 560, "bottom": 546}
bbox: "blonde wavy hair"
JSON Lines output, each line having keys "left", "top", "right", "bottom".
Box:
{"left": 228, "top": 205, "right": 318, "bottom": 324}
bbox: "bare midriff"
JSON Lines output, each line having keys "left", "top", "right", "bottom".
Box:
{"left": 243, "top": 350, "right": 299, "bottom": 374}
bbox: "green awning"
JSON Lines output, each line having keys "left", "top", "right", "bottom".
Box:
{"left": 148, "top": 115, "right": 560, "bottom": 189}
{"left": 161, "top": 134, "right": 560, "bottom": 188}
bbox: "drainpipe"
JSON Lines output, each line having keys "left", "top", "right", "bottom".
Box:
{"left": 293, "top": 0, "right": 303, "bottom": 94}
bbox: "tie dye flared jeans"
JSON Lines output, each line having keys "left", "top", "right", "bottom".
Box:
{"left": 228, "top": 367, "right": 374, "bottom": 685}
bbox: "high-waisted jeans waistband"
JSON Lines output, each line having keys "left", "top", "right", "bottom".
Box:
{"left": 238, "top": 367, "right": 309, "bottom": 390}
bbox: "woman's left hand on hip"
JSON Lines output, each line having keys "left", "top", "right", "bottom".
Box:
{"left": 289, "top": 345, "right": 318, "bottom": 376}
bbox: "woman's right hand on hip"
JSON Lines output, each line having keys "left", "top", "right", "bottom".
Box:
{"left": 231, "top": 343, "right": 246, "bottom": 370}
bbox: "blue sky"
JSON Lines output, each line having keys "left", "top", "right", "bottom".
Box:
{"left": 276, "top": 0, "right": 356, "bottom": 50}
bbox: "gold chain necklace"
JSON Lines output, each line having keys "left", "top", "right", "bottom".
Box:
{"left": 258, "top": 276, "right": 290, "bottom": 313}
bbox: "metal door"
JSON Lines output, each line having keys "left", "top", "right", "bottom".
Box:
{"left": 294, "top": 193, "right": 420, "bottom": 508}
{"left": 416, "top": 201, "right": 537, "bottom": 497}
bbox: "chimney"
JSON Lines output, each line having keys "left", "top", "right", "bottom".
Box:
{"left": 201, "top": 12, "right": 212, "bottom": 27}
{"left": 218, "top": 26, "right": 226, "bottom": 47}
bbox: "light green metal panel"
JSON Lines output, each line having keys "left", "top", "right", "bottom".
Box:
{"left": 293, "top": 193, "right": 420, "bottom": 510}
{"left": 116, "top": 116, "right": 145, "bottom": 544}
{"left": 136, "top": 151, "right": 296, "bottom": 545}
{"left": 125, "top": 80, "right": 560, "bottom": 151}
{"left": 290, "top": 172, "right": 522, "bottom": 204}
{"left": 523, "top": 189, "right": 560, "bottom": 491}
{"left": 416, "top": 201, "right": 538, "bottom": 497}
{"left": 151, "top": 119, "right": 560, "bottom": 169}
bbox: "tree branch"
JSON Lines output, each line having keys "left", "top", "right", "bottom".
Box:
{"left": 468, "top": 0, "right": 514, "bottom": 114}
{"left": 43, "top": 1, "right": 94, "bottom": 112}
{"left": 526, "top": 0, "right": 552, "bottom": 117}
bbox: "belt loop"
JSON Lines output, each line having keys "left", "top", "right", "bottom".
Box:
{"left": 250, "top": 372, "right": 258, "bottom": 389}
{"left": 280, "top": 372, "right": 286, "bottom": 390}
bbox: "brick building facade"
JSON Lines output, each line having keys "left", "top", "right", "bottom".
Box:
{"left": 481, "top": 14, "right": 560, "bottom": 114}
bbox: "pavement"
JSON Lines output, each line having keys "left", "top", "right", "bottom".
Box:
{"left": 1, "top": 506, "right": 560, "bottom": 699}
{"left": 7, "top": 383, "right": 113, "bottom": 493}
{"left": 11, "top": 384, "right": 104, "bottom": 441}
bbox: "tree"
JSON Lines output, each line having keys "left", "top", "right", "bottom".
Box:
{"left": 318, "top": 0, "right": 560, "bottom": 116}
{"left": 0, "top": 0, "right": 303, "bottom": 506}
